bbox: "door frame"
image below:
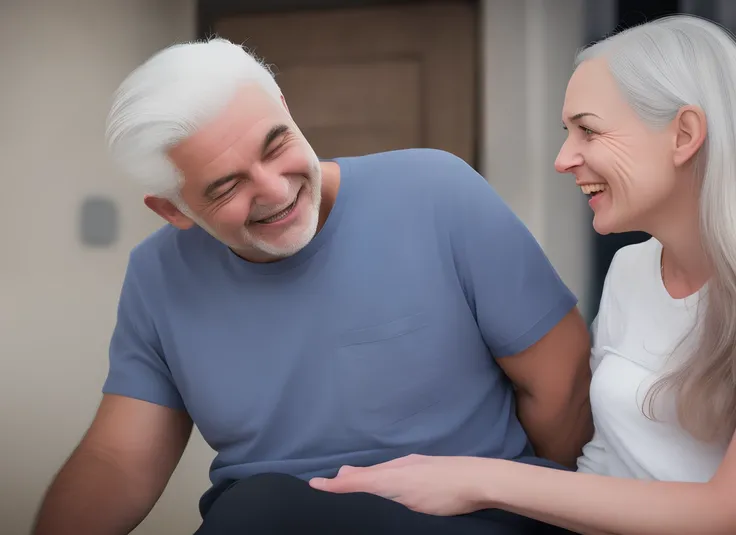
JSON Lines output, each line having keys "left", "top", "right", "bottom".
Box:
{"left": 196, "top": 0, "right": 481, "bottom": 168}
{"left": 197, "top": 0, "right": 473, "bottom": 37}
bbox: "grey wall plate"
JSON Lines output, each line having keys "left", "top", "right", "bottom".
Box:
{"left": 79, "top": 196, "right": 118, "bottom": 247}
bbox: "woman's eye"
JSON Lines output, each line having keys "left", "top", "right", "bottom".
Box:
{"left": 580, "top": 126, "right": 595, "bottom": 136}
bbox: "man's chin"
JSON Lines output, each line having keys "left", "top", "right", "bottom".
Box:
{"left": 249, "top": 229, "right": 316, "bottom": 260}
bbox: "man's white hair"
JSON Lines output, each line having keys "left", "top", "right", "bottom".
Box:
{"left": 105, "top": 38, "right": 282, "bottom": 199}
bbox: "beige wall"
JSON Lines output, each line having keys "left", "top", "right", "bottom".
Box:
{"left": 480, "top": 0, "right": 590, "bottom": 313}
{"left": 0, "top": 1, "right": 212, "bottom": 534}
{"left": 0, "top": 1, "right": 589, "bottom": 533}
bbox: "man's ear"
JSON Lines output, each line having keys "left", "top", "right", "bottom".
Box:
{"left": 280, "top": 94, "right": 291, "bottom": 116}
{"left": 673, "top": 105, "right": 707, "bottom": 167}
{"left": 143, "top": 195, "right": 195, "bottom": 230}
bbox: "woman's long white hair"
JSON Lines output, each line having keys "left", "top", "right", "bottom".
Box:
{"left": 578, "top": 15, "right": 736, "bottom": 443}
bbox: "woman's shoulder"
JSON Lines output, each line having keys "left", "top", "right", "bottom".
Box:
{"left": 606, "top": 237, "right": 660, "bottom": 281}
{"left": 598, "top": 237, "right": 661, "bottom": 298}
{"left": 593, "top": 238, "right": 661, "bottom": 343}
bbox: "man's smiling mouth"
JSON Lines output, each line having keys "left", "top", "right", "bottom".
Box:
{"left": 253, "top": 193, "right": 299, "bottom": 225}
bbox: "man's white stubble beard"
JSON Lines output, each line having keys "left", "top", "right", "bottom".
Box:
{"left": 244, "top": 185, "right": 321, "bottom": 259}
{"left": 174, "top": 169, "right": 322, "bottom": 260}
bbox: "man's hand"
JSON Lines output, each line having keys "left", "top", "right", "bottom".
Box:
{"left": 496, "top": 307, "right": 593, "bottom": 468}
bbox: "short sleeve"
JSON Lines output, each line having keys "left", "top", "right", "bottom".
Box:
{"left": 102, "top": 255, "right": 185, "bottom": 410}
{"left": 448, "top": 157, "right": 578, "bottom": 357}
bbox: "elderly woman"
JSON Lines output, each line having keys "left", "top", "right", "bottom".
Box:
{"left": 311, "top": 14, "right": 736, "bottom": 535}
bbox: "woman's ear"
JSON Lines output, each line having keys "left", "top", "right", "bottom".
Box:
{"left": 673, "top": 105, "right": 707, "bottom": 167}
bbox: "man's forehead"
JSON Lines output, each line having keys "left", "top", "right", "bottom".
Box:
{"left": 224, "top": 84, "right": 284, "bottom": 121}
{"left": 168, "top": 85, "right": 286, "bottom": 166}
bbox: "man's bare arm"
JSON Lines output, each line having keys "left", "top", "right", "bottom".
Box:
{"left": 32, "top": 394, "right": 193, "bottom": 535}
{"left": 496, "top": 307, "right": 593, "bottom": 468}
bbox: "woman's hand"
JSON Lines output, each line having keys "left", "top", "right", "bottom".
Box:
{"left": 309, "top": 454, "right": 493, "bottom": 516}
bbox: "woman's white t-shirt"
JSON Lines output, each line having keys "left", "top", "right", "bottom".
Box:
{"left": 576, "top": 238, "right": 726, "bottom": 481}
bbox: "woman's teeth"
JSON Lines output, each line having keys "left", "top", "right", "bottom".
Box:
{"left": 581, "top": 184, "right": 607, "bottom": 195}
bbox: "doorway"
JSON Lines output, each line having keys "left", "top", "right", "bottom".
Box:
{"left": 198, "top": 1, "right": 479, "bottom": 166}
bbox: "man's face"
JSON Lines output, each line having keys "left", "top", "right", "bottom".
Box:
{"left": 156, "top": 84, "right": 323, "bottom": 262}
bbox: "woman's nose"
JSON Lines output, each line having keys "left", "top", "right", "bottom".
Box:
{"left": 554, "top": 140, "right": 584, "bottom": 173}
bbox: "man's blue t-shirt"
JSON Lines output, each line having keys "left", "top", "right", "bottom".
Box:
{"left": 103, "top": 148, "right": 577, "bottom": 510}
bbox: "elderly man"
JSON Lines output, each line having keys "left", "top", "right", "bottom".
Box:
{"left": 33, "top": 39, "right": 591, "bottom": 535}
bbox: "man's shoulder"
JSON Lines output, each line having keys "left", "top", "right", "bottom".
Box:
{"left": 344, "top": 148, "right": 492, "bottom": 203}
{"left": 349, "top": 147, "right": 468, "bottom": 166}
{"left": 128, "top": 224, "right": 177, "bottom": 267}
{"left": 127, "top": 224, "right": 215, "bottom": 278}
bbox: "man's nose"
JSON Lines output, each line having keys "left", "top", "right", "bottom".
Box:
{"left": 250, "top": 164, "right": 290, "bottom": 205}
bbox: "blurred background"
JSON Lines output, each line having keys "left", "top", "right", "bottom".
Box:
{"left": 1, "top": 0, "right": 732, "bottom": 533}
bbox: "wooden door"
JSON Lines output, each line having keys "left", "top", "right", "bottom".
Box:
{"left": 213, "top": 2, "right": 478, "bottom": 165}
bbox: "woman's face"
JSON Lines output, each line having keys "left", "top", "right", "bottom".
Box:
{"left": 555, "top": 58, "right": 680, "bottom": 235}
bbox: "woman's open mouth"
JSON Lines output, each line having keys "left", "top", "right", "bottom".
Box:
{"left": 580, "top": 183, "right": 607, "bottom": 199}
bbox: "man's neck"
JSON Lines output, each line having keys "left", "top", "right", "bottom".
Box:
{"left": 317, "top": 161, "right": 341, "bottom": 233}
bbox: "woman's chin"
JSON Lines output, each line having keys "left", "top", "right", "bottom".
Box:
{"left": 592, "top": 214, "right": 618, "bottom": 236}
